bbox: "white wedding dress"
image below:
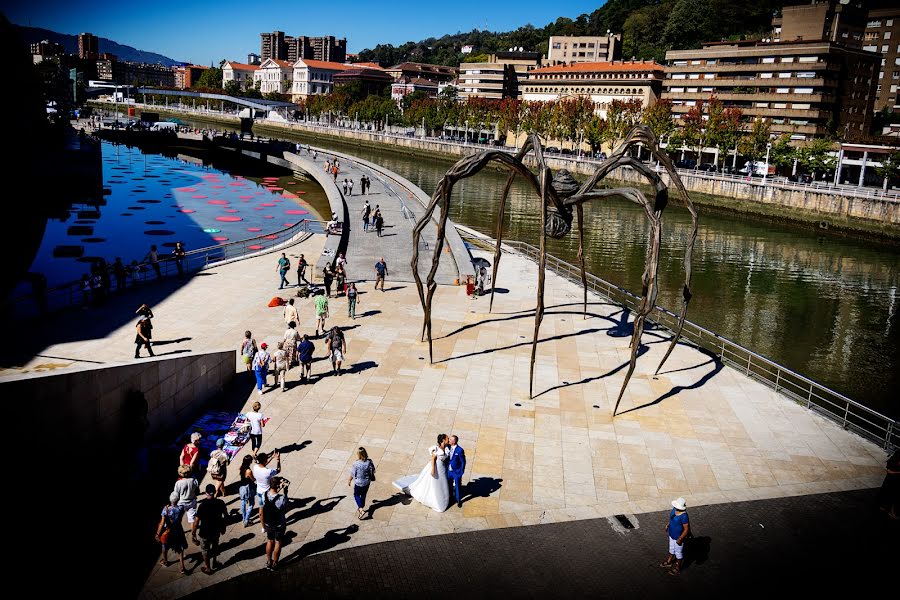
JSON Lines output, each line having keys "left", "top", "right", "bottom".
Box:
{"left": 393, "top": 445, "right": 450, "bottom": 512}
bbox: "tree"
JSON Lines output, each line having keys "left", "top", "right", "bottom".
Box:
{"left": 401, "top": 90, "right": 429, "bottom": 111}
{"left": 194, "top": 67, "right": 222, "bottom": 90}
{"left": 584, "top": 113, "right": 608, "bottom": 154}
{"left": 874, "top": 150, "right": 900, "bottom": 191}
{"left": 224, "top": 80, "right": 241, "bottom": 96}
{"left": 605, "top": 98, "right": 642, "bottom": 150}
{"left": 796, "top": 137, "right": 836, "bottom": 181}
{"left": 739, "top": 117, "right": 772, "bottom": 168}
{"left": 641, "top": 99, "right": 674, "bottom": 142}
{"left": 705, "top": 98, "right": 743, "bottom": 170}
{"left": 768, "top": 134, "right": 796, "bottom": 173}
{"left": 678, "top": 105, "right": 705, "bottom": 162}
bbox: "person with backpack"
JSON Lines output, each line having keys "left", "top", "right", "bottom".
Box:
{"left": 660, "top": 497, "right": 691, "bottom": 575}
{"left": 260, "top": 475, "right": 289, "bottom": 572}
{"left": 361, "top": 200, "right": 371, "bottom": 232}
{"left": 208, "top": 438, "right": 229, "bottom": 498}
{"left": 240, "top": 330, "right": 258, "bottom": 373}
{"left": 252, "top": 343, "right": 271, "bottom": 396}
{"left": 191, "top": 484, "right": 228, "bottom": 574}
{"left": 327, "top": 326, "right": 347, "bottom": 376}
{"left": 347, "top": 447, "right": 376, "bottom": 520}
{"left": 156, "top": 492, "right": 188, "bottom": 574}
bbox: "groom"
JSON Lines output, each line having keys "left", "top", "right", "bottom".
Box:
{"left": 446, "top": 435, "right": 466, "bottom": 509}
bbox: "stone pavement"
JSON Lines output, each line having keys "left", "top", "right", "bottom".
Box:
{"left": 129, "top": 236, "right": 887, "bottom": 598}
{"left": 186, "top": 488, "right": 898, "bottom": 598}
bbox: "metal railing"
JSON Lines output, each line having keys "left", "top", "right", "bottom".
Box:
{"left": 8, "top": 219, "right": 322, "bottom": 318}
{"left": 457, "top": 228, "right": 898, "bottom": 450}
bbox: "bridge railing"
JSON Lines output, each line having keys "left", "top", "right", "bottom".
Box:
{"left": 458, "top": 228, "right": 898, "bottom": 451}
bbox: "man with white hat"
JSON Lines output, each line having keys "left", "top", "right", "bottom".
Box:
{"left": 660, "top": 497, "right": 690, "bottom": 575}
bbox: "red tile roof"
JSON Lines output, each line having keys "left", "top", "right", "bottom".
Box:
{"left": 353, "top": 62, "right": 385, "bottom": 70}
{"left": 299, "top": 59, "right": 352, "bottom": 71}
{"left": 224, "top": 61, "right": 259, "bottom": 71}
{"left": 530, "top": 61, "right": 664, "bottom": 74}
{"left": 271, "top": 59, "right": 293, "bottom": 69}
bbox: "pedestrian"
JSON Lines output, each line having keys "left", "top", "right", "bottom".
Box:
{"left": 274, "top": 341, "right": 289, "bottom": 391}
{"left": 252, "top": 343, "right": 271, "bottom": 396}
{"left": 191, "top": 483, "right": 228, "bottom": 574}
{"left": 80, "top": 274, "right": 91, "bottom": 308}
{"left": 156, "top": 492, "right": 188, "bottom": 574}
{"left": 179, "top": 432, "right": 202, "bottom": 476}
{"left": 362, "top": 200, "right": 371, "bottom": 232}
{"left": 240, "top": 330, "right": 257, "bottom": 372}
{"left": 362, "top": 175, "right": 369, "bottom": 195}
{"left": 332, "top": 167, "right": 338, "bottom": 182}
{"left": 327, "top": 325, "right": 347, "bottom": 376}
{"left": 283, "top": 298, "right": 299, "bottom": 327}
{"left": 173, "top": 241, "right": 186, "bottom": 278}
{"left": 276, "top": 253, "right": 291, "bottom": 289}
{"left": 144, "top": 244, "right": 161, "bottom": 279}
{"left": 335, "top": 264, "right": 346, "bottom": 296}
{"left": 348, "top": 178, "right": 354, "bottom": 196}
{"left": 297, "top": 334, "right": 315, "bottom": 382}
{"left": 323, "top": 265, "right": 334, "bottom": 298}
{"left": 135, "top": 312, "right": 155, "bottom": 358}
{"left": 374, "top": 209, "right": 384, "bottom": 237}
{"left": 347, "top": 283, "right": 359, "bottom": 319}
{"left": 660, "top": 497, "right": 690, "bottom": 575}
{"left": 283, "top": 321, "right": 300, "bottom": 366}
{"left": 314, "top": 290, "right": 329, "bottom": 336}
{"left": 374, "top": 257, "right": 388, "bottom": 292}
{"left": 877, "top": 448, "right": 900, "bottom": 520}
{"left": 325, "top": 159, "right": 331, "bottom": 172}
{"left": 347, "top": 447, "right": 376, "bottom": 520}
{"left": 296, "top": 254, "right": 308, "bottom": 284}
{"left": 113, "top": 257, "right": 127, "bottom": 291}
{"left": 260, "top": 475, "right": 289, "bottom": 571}
{"left": 252, "top": 450, "right": 281, "bottom": 509}
{"left": 208, "top": 438, "right": 229, "bottom": 498}
{"left": 336, "top": 252, "right": 347, "bottom": 272}
{"left": 238, "top": 454, "right": 256, "bottom": 527}
{"left": 246, "top": 401, "right": 266, "bottom": 457}
{"left": 173, "top": 464, "right": 200, "bottom": 525}
{"left": 342, "top": 178, "right": 348, "bottom": 195}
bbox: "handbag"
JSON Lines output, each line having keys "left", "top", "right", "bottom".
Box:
{"left": 368, "top": 459, "right": 376, "bottom": 482}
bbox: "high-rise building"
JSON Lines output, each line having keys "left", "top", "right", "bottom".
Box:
{"left": 78, "top": 32, "right": 99, "bottom": 60}
{"left": 261, "top": 32, "right": 347, "bottom": 63}
{"left": 864, "top": 8, "right": 900, "bottom": 111}
{"left": 772, "top": 0, "right": 866, "bottom": 47}
{"left": 458, "top": 51, "right": 542, "bottom": 100}
{"left": 547, "top": 33, "right": 622, "bottom": 65}
{"left": 260, "top": 31, "right": 288, "bottom": 61}
{"left": 30, "top": 40, "right": 65, "bottom": 56}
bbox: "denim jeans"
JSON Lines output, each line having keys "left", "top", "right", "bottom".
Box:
{"left": 241, "top": 491, "right": 255, "bottom": 524}
{"left": 353, "top": 483, "right": 370, "bottom": 508}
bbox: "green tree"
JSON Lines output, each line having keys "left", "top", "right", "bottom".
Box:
{"left": 768, "top": 134, "right": 796, "bottom": 173}
{"left": 605, "top": 98, "right": 642, "bottom": 150}
{"left": 706, "top": 98, "right": 743, "bottom": 170}
{"left": 874, "top": 150, "right": 900, "bottom": 191}
{"left": 738, "top": 117, "right": 772, "bottom": 168}
{"left": 796, "top": 137, "right": 836, "bottom": 181}
{"left": 401, "top": 90, "right": 430, "bottom": 111}
{"left": 223, "top": 80, "right": 241, "bottom": 96}
{"left": 194, "top": 67, "right": 222, "bottom": 90}
{"left": 641, "top": 98, "right": 674, "bottom": 141}
{"left": 678, "top": 105, "right": 705, "bottom": 163}
{"left": 584, "top": 113, "right": 608, "bottom": 154}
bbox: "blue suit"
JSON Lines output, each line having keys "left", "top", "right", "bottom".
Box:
{"left": 447, "top": 445, "right": 466, "bottom": 507}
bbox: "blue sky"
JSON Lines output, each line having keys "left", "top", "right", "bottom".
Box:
{"left": 5, "top": 0, "right": 605, "bottom": 64}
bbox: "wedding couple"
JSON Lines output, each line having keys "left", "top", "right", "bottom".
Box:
{"left": 393, "top": 434, "right": 466, "bottom": 512}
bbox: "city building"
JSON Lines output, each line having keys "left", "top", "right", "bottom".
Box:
{"left": 546, "top": 33, "right": 622, "bottom": 65}
{"left": 78, "top": 32, "right": 99, "bottom": 60}
{"left": 864, "top": 8, "right": 900, "bottom": 111}
{"left": 333, "top": 66, "right": 393, "bottom": 97}
{"left": 458, "top": 51, "right": 542, "bottom": 100}
{"left": 30, "top": 40, "right": 64, "bottom": 57}
{"left": 260, "top": 31, "right": 347, "bottom": 63}
{"left": 662, "top": 40, "right": 880, "bottom": 140}
{"left": 95, "top": 60, "right": 175, "bottom": 87}
{"left": 247, "top": 53, "right": 261, "bottom": 65}
{"left": 391, "top": 76, "right": 440, "bottom": 104}
{"left": 173, "top": 65, "right": 209, "bottom": 89}
{"left": 772, "top": 0, "right": 866, "bottom": 46}
{"left": 521, "top": 60, "right": 665, "bottom": 118}
{"left": 254, "top": 58, "right": 294, "bottom": 94}
{"left": 384, "top": 62, "right": 458, "bottom": 84}
{"left": 461, "top": 45, "right": 474, "bottom": 54}
{"left": 290, "top": 59, "right": 351, "bottom": 101}
{"left": 223, "top": 61, "right": 261, "bottom": 90}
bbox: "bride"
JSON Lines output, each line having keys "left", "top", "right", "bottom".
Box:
{"left": 393, "top": 434, "right": 450, "bottom": 512}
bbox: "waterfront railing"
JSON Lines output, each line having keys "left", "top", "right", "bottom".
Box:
{"left": 457, "top": 228, "right": 898, "bottom": 451}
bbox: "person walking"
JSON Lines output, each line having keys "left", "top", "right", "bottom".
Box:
{"left": 347, "top": 283, "right": 359, "bottom": 319}
{"left": 113, "top": 257, "right": 127, "bottom": 291}
{"left": 246, "top": 401, "right": 266, "bottom": 457}
{"left": 362, "top": 200, "right": 371, "bottom": 232}
{"left": 260, "top": 476, "right": 289, "bottom": 571}
{"left": 173, "top": 464, "right": 200, "bottom": 525}
{"left": 347, "top": 178, "right": 354, "bottom": 196}
{"left": 179, "top": 432, "right": 202, "bottom": 476}
{"left": 135, "top": 312, "right": 155, "bottom": 358}
{"left": 323, "top": 265, "right": 334, "bottom": 298}
{"left": 252, "top": 343, "right": 271, "bottom": 396}
{"left": 660, "top": 497, "right": 691, "bottom": 575}
{"left": 173, "top": 241, "right": 186, "bottom": 278}
{"left": 191, "top": 484, "right": 228, "bottom": 574}
{"left": 283, "top": 321, "right": 300, "bottom": 367}
{"left": 238, "top": 454, "right": 256, "bottom": 527}
{"left": 276, "top": 253, "right": 291, "bottom": 289}
{"left": 374, "top": 209, "right": 384, "bottom": 237}
{"left": 144, "top": 244, "right": 161, "bottom": 279}
{"left": 274, "top": 341, "right": 289, "bottom": 392}
{"left": 240, "top": 330, "right": 257, "bottom": 373}
{"left": 374, "top": 258, "right": 388, "bottom": 292}
{"left": 335, "top": 264, "right": 346, "bottom": 297}
{"left": 156, "top": 492, "right": 188, "bottom": 574}
{"left": 877, "top": 448, "right": 900, "bottom": 520}
{"left": 327, "top": 325, "right": 347, "bottom": 376}
{"left": 297, "top": 334, "right": 315, "bottom": 382}
{"left": 342, "top": 178, "right": 348, "bottom": 195}
{"left": 314, "top": 290, "right": 329, "bottom": 337}
{"left": 347, "top": 447, "right": 376, "bottom": 520}
{"left": 283, "top": 298, "right": 299, "bottom": 328}
{"left": 296, "top": 254, "right": 309, "bottom": 284}
{"left": 252, "top": 450, "right": 281, "bottom": 509}
{"left": 208, "top": 438, "right": 229, "bottom": 498}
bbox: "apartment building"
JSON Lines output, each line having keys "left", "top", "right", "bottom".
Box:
{"left": 458, "top": 51, "right": 542, "bottom": 100}
{"left": 521, "top": 60, "right": 664, "bottom": 118}
{"left": 173, "top": 65, "right": 209, "bottom": 89}
{"left": 547, "top": 34, "right": 622, "bottom": 65}
{"left": 260, "top": 31, "right": 347, "bottom": 63}
{"left": 384, "top": 62, "right": 458, "bottom": 84}
{"left": 662, "top": 40, "right": 879, "bottom": 140}
{"left": 253, "top": 58, "right": 294, "bottom": 94}
{"left": 773, "top": 0, "right": 866, "bottom": 46}
{"left": 864, "top": 8, "right": 900, "bottom": 111}
{"left": 78, "top": 32, "right": 99, "bottom": 60}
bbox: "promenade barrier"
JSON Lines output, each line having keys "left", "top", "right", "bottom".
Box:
{"left": 456, "top": 226, "right": 899, "bottom": 451}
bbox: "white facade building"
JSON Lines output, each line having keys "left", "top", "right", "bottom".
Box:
{"left": 253, "top": 58, "right": 293, "bottom": 94}
{"left": 222, "top": 61, "right": 260, "bottom": 89}
{"left": 291, "top": 59, "right": 350, "bottom": 101}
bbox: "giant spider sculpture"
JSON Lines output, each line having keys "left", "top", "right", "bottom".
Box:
{"left": 411, "top": 125, "right": 699, "bottom": 415}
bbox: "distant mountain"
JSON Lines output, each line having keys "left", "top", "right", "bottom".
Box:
{"left": 15, "top": 25, "right": 181, "bottom": 66}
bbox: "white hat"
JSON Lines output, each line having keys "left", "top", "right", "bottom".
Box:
{"left": 672, "top": 497, "right": 687, "bottom": 511}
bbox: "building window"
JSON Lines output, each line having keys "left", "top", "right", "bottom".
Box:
{"left": 776, "top": 87, "right": 790, "bottom": 93}
{"left": 673, "top": 60, "right": 687, "bottom": 66}
{"left": 887, "top": 19, "right": 894, "bottom": 26}
{"left": 703, "top": 73, "right": 715, "bottom": 79}
{"left": 798, "top": 56, "right": 817, "bottom": 63}
{"left": 672, "top": 74, "right": 686, "bottom": 79}
{"left": 706, "top": 59, "right": 717, "bottom": 66}
{"left": 886, "top": 32, "right": 892, "bottom": 40}
{"left": 762, "top": 57, "right": 776, "bottom": 64}
{"left": 864, "top": 45, "right": 879, "bottom": 52}
{"left": 867, "top": 20, "right": 883, "bottom": 28}
{"left": 794, "top": 87, "right": 813, "bottom": 94}
{"left": 760, "top": 73, "right": 774, "bottom": 78}
{"left": 797, "top": 72, "right": 816, "bottom": 78}
{"left": 691, "top": 60, "right": 701, "bottom": 65}
{"left": 781, "top": 57, "right": 794, "bottom": 63}
{"left": 883, "top": 45, "right": 890, "bottom": 52}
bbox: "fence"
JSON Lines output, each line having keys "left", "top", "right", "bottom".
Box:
{"left": 458, "top": 228, "right": 898, "bottom": 451}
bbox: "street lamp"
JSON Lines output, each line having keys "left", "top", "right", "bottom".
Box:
{"left": 763, "top": 142, "right": 772, "bottom": 183}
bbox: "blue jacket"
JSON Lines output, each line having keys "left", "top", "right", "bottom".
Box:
{"left": 447, "top": 445, "right": 466, "bottom": 477}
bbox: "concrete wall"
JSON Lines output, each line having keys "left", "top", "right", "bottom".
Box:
{"left": 2, "top": 349, "right": 235, "bottom": 444}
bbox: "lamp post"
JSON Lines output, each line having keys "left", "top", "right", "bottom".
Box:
{"left": 763, "top": 142, "right": 772, "bottom": 183}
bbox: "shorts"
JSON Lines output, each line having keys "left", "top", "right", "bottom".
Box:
{"left": 331, "top": 350, "right": 343, "bottom": 362}
{"left": 211, "top": 472, "right": 226, "bottom": 482}
{"left": 243, "top": 355, "right": 252, "bottom": 365}
{"left": 265, "top": 525, "right": 286, "bottom": 541}
{"left": 668, "top": 536, "right": 684, "bottom": 560}
{"left": 199, "top": 535, "right": 219, "bottom": 554}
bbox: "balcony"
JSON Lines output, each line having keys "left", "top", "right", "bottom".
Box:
{"left": 665, "top": 61, "right": 834, "bottom": 74}
{"left": 664, "top": 77, "right": 828, "bottom": 88}
{"left": 666, "top": 91, "right": 832, "bottom": 103}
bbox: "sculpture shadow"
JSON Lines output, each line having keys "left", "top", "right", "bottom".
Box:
{"left": 533, "top": 344, "right": 651, "bottom": 399}
{"left": 285, "top": 495, "right": 344, "bottom": 526}
{"left": 606, "top": 310, "right": 633, "bottom": 337}
{"left": 616, "top": 350, "right": 724, "bottom": 416}
{"left": 486, "top": 287, "right": 509, "bottom": 294}
{"left": 367, "top": 492, "right": 413, "bottom": 519}
{"left": 436, "top": 302, "right": 625, "bottom": 340}
{"left": 281, "top": 524, "right": 359, "bottom": 565}
{"left": 462, "top": 477, "right": 503, "bottom": 504}
{"left": 151, "top": 337, "right": 192, "bottom": 346}
{"left": 359, "top": 310, "right": 381, "bottom": 318}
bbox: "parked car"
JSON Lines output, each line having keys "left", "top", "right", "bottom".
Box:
{"left": 698, "top": 162, "right": 717, "bottom": 172}
{"left": 788, "top": 173, "right": 814, "bottom": 184}
{"left": 675, "top": 159, "right": 697, "bottom": 169}
{"left": 560, "top": 148, "right": 573, "bottom": 156}
{"left": 545, "top": 146, "right": 560, "bottom": 154}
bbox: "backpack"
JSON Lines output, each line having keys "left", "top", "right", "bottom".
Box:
{"left": 242, "top": 339, "right": 254, "bottom": 357}
{"left": 208, "top": 451, "right": 225, "bottom": 476}
{"left": 262, "top": 492, "right": 282, "bottom": 525}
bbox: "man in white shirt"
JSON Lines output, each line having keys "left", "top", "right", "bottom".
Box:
{"left": 251, "top": 450, "right": 281, "bottom": 507}
{"left": 283, "top": 298, "right": 299, "bottom": 327}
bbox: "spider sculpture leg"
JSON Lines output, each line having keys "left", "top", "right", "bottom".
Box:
{"left": 528, "top": 166, "right": 553, "bottom": 399}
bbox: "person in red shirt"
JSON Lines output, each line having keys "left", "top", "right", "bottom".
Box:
{"left": 180, "top": 432, "right": 202, "bottom": 475}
